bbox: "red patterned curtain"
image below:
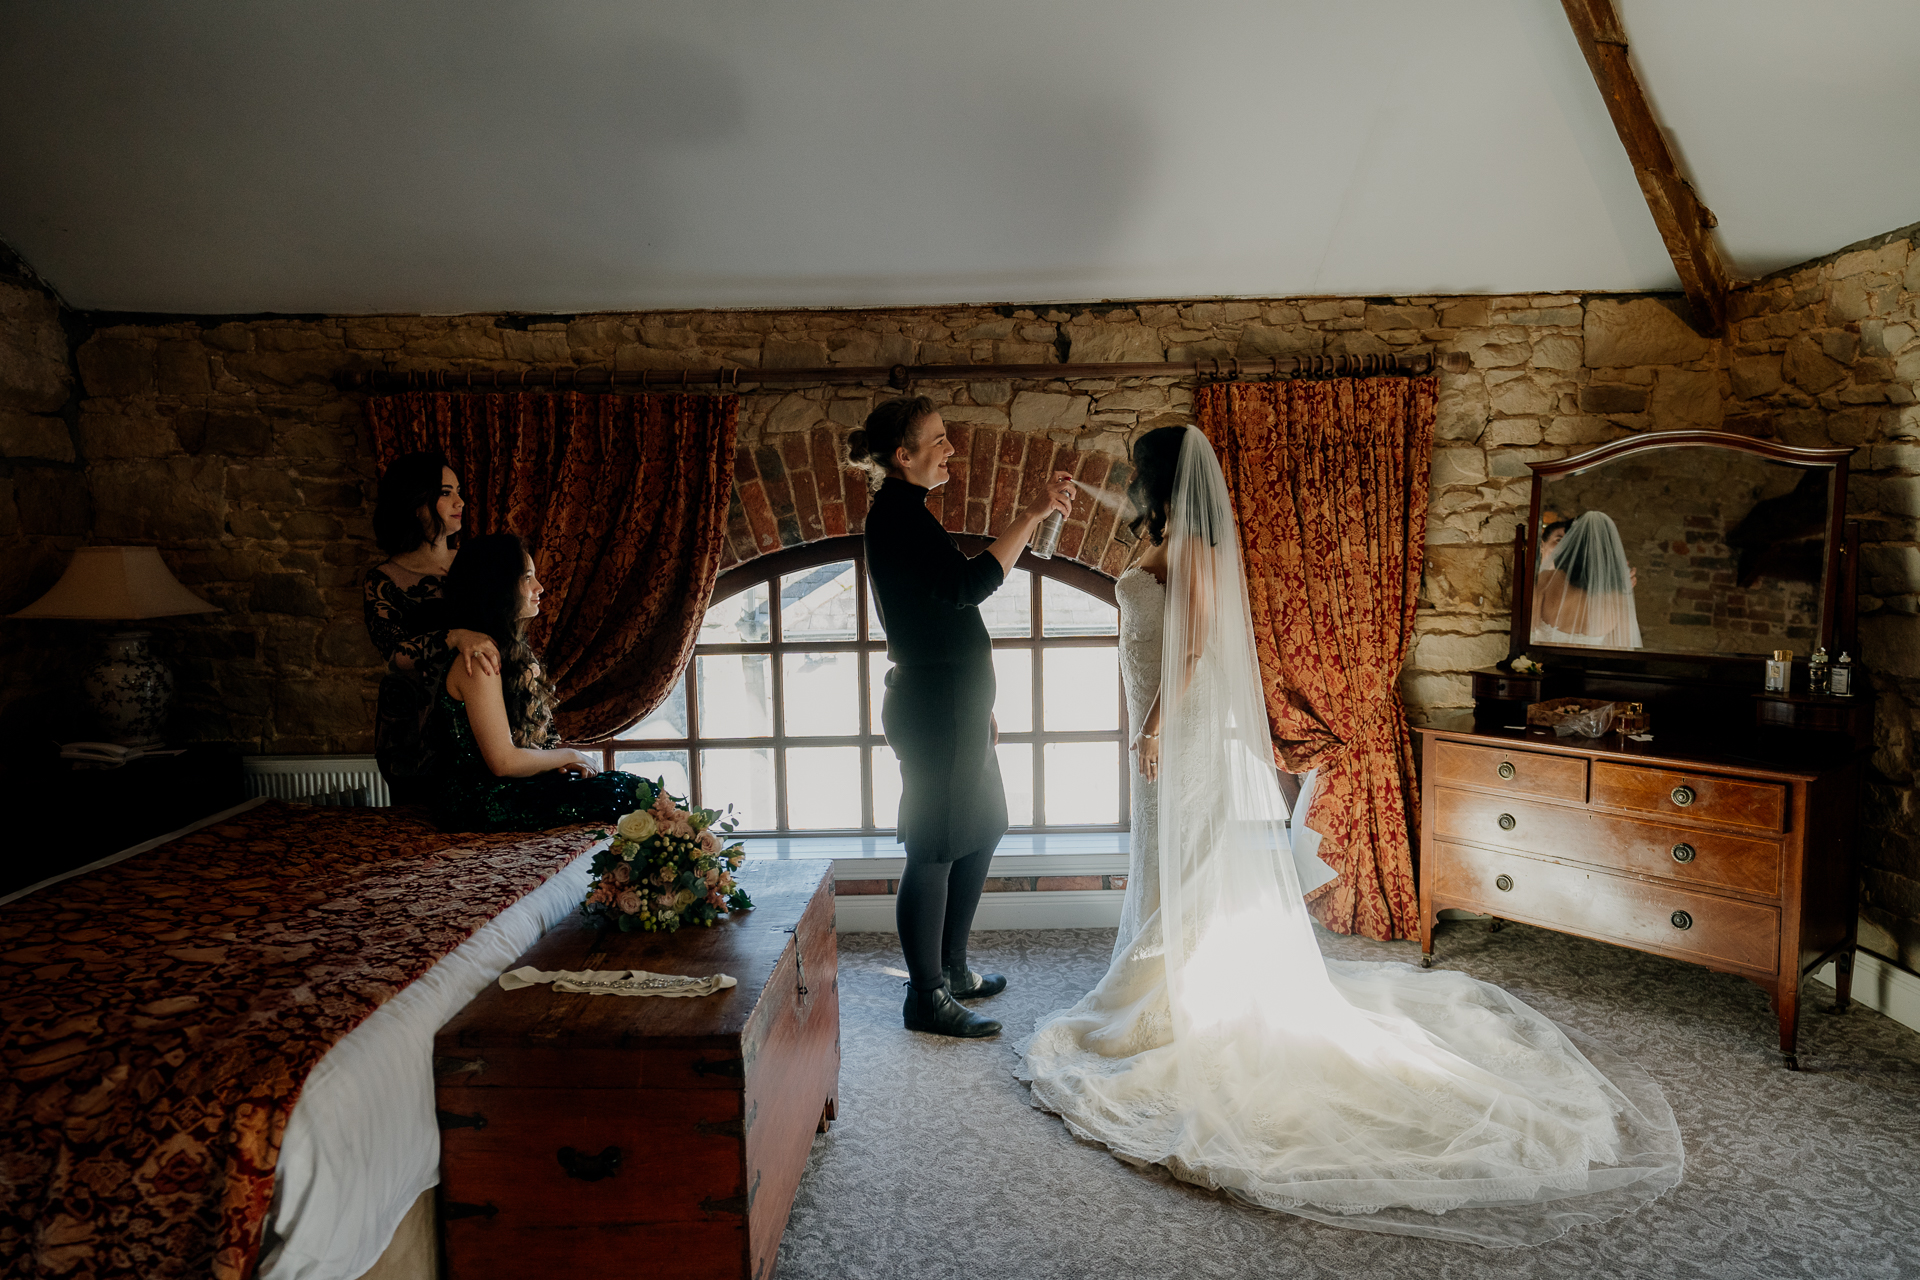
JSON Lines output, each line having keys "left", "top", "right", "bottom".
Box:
{"left": 1196, "top": 378, "right": 1436, "bottom": 941}
{"left": 366, "top": 391, "right": 737, "bottom": 742}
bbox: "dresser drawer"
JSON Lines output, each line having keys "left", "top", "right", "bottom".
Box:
{"left": 1431, "top": 842, "right": 1780, "bottom": 974}
{"left": 1591, "top": 762, "right": 1786, "bottom": 833}
{"left": 1431, "top": 787, "right": 1782, "bottom": 898}
{"left": 1429, "top": 740, "right": 1586, "bottom": 801}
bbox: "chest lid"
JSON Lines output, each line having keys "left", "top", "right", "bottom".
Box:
{"left": 437, "top": 858, "right": 832, "bottom": 1052}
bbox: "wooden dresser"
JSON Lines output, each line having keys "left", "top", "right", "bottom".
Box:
{"left": 1415, "top": 718, "right": 1859, "bottom": 1069}
{"left": 434, "top": 859, "right": 839, "bottom": 1280}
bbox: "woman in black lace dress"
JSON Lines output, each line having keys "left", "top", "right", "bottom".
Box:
{"left": 364, "top": 452, "right": 500, "bottom": 802}
{"left": 430, "top": 534, "right": 645, "bottom": 832}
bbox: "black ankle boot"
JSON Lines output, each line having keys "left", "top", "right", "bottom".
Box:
{"left": 902, "top": 983, "right": 1002, "bottom": 1037}
{"left": 945, "top": 965, "right": 1007, "bottom": 1000}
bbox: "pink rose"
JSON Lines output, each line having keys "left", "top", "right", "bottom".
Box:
{"left": 702, "top": 867, "right": 719, "bottom": 886}
{"left": 667, "top": 816, "right": 695, "bottom": 839}
{"left": 611, "top": 863, "right": 630, "bottom": 886}
{"left": 657, "top": 893, "right": 676, "bottom": 910}
{"left": 615, "top": 890, "right": 643, "bottom": 915}
{"left": 699, "top": 829, "right": 722, "bottom": 853}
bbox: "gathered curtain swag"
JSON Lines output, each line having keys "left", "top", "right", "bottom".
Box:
{"left": 367, "top": 390, "right": 738, "bottom": 743}
{"left": 1197, "top": 377, "right": 1437, "bottom": 941}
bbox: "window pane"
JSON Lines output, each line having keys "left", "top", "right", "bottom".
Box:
{"left": 781, "top": 561, "right": 858, "bottom": 640}
{"left": 783, "top": 650, "right": 859, "bottom": 737}
{"left": 1044, "top": 742, "right": 1120, "bottom": 824}
{"left": 702, "top": 583, "right": 770, "bottom": 644}
{"left": 1043, "top": 647, "right": 1120, "bottom": 731}
{"left": 1042, "top": 577, "right": 1118, "bottom": 636}
{"left": 701, "top": 748, "right": 776, "bottom": 830}
{"left": 869, "top": 652, "right": 893, "bottom": 732}
{"left": 991, "top": 648, "right": 1032, "bottom": 733}
{"left": 978, "top": 568, "right": 1032, "bottom": 637}
{"left": 997, "top": 743, "right": 1033, "bottom": 826}
{"left": 786, "top": 747, "right": 863, "bottom": 829}
{"left": 612, "top": 750, "right": 690, "bottom": 802}
{"left": 623, "top": 679, "right": 687, "bottom": 739}
{"left": 870, "top": 746, "right": 902, "bottom": 829}
{"left": 865, "top": 574, "right": 887, "bottom": 640}
{"left": 698, "top": 654, "right": 773, "bottom": 738}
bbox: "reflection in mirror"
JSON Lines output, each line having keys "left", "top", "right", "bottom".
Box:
{"left": 1532, "top": 450, "right": 1828, "bottom": 656}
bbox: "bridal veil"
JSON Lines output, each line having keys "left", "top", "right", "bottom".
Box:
{"left": 1020, "top": 428, "right": 1683, "bottom": 1246}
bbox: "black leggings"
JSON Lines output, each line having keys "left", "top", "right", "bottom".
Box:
{"left": 896, "top": 847, "right": 994, "bottom": 991}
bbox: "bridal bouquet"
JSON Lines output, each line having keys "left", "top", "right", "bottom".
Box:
{"left": 582, "top": 777, "right": 753, "bottom": 934}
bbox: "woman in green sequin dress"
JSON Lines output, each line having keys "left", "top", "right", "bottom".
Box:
{"left": 430, "top": 533, "right": 644, "bottom": 832}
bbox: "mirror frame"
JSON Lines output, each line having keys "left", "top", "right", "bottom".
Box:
{"left": 1513, "top": 431, "right": 1856, "bottom": 668}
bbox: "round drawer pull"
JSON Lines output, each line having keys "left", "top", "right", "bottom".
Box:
{"left": 1671, "top": 843, "right": 1696, "bottom": 864}
{"left": 1497, "top": 762, "right": 1515, "bottom": 780}
{"left": 1670, "top": 910, "right": 1693, "bottom": 930}
{"left": 1495, "top": 874, "right": 1514, "bottom": 892}
{"left": 1671, "top": 785, "right": 1696, "bottom": 807}
{"left": 1497, "top": 813, "right": 1517, "bottom": 830}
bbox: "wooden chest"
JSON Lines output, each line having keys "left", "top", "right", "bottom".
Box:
{"left": 434, "top": 859, "right": 840, "bottom": 1280}
{"left": 1415, "top": 722, "right": 1859, "bottom": 1069}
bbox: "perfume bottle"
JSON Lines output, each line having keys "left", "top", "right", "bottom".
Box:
{"left": 1764, "top": 649, "right": 1792, "bottom": 694}
{"left": 1809, "top": 646, "right": 1831, "bottom": 696}
{"left": 1832, "top": 652, "right": 1855, "bottom": 697}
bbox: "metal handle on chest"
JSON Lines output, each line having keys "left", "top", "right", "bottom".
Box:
{"left": 1497, "top": 761, "right": 1515, "bottom": 780}
{"left": 558, "top": 1145, "right": 623, "bottom": 1182}
{"left": 1497, "top": 813, "right": 1516, "bottom": 831}
{"left": 1670, "top": 910, "right": 1693, "bottom": 931}
{"left": 1495, "top": 874, "right": 1514, "bottom": 892}
{"left": 1671, "top": 843, "right": 1696, "bottom": 864}
{"left": 1671, "top": 785, "right": 1696, "bottom": 807}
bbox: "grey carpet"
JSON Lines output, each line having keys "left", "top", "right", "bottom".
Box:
{"left": 775, "top": 921, "right": 1920, "bottom": 1280}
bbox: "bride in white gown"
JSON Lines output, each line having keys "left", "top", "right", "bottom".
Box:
{"left": 1017, "top": 427, "right": 1683, "bottom": 1247}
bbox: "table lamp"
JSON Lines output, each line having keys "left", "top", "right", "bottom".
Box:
{"left": 9, "top": 546, "right": 220, "bottom": 746}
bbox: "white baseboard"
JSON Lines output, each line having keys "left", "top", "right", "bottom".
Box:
{"left": 1812, "top": 951, "right": 1920, "bottom": 1038}
{"left": 837, "top": 889, "right": 1125, "bottom": 934}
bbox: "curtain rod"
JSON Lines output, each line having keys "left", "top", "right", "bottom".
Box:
{"left": 336, "top": 351, "right": 1467, "bottom": 394}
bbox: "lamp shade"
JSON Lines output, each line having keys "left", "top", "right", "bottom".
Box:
{"left": 9, "top": 546, "right": 219, "bottom": 620}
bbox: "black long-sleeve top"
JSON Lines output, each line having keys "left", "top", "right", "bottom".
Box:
{"left": 863, "top": 477, "right": 1005, "bottom": 669}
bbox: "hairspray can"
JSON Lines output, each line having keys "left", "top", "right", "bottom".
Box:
{"left": 1029, "top": 510, "right": 1065, "bottom": 559}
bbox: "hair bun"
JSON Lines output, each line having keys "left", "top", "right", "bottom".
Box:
{"left": 846, "top": 428, "right": 871, "bottom": 462}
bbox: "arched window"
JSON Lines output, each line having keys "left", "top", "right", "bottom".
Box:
{"left": 600, "top": 535, "right": 1130, "bottom": 835}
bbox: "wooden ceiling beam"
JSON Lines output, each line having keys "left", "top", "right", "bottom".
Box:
{"left": 1561, "top": 0, "right": 1732, "bottom": 336}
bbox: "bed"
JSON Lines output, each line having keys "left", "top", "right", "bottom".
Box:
{"left": 0, "top": 798, "right": 606, "bottom": 1280}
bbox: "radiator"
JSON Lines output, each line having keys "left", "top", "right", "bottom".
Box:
{"left": 241, "top": 754, "right": 391, "bottom": 807}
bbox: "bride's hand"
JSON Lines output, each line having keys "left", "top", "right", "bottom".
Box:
{"left": 1133, "top": 730, "right": 1160, "bottom": 782}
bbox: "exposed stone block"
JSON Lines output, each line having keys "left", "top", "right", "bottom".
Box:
{"left": 1009, "top": 391, "right": 1089, "bottom": 432}
{"left": 1410, "top": 628, "right": 1510, "bottom": 673}
{"left": 1365, "top": 305, "right": 1436, "bottom": 331}
{"left": 91, "top": 457, "right": 225, "bottom": 539}
{"left": 1530, "top": 335, "right": 1581, "bottom": 370}
{"left": 1583, "top": 298, "right": 1713, "bottom": 367}
{"left": 1487, "top": 374, "right": 1554, "bottom": 417}
{"left": 1063, "top": 323, "right": 1163, "bottom": 364}
{"left": 1431, "top": 449, "right": 1487, "bottom": 488}
{"left": 1421, "top": 543, "right": 1511, "bottom": 613}
{"left": 0, "top": 282, "right": 73, "bottom": 412}
{"left": 1650, "top": 368, "right": 1724, "bottom": 430}
{"left": 14, "top": 466, "right": 90, "bottom": 535}
{"left": 1578, "top": 383, "right": 1649, "bottom": 415}
{"left": 1484, "top": 418, "right": 1544, "bottom": 446}
{"left": 1783, "top": 336, "right": 1848, "bottom": 393}
{"left": 1729, "top": 355, "right": 1784, "bottom": 399}
{"left": 0, "top": 410, "right": 74, "bottom": 462}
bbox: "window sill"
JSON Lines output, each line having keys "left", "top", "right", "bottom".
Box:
{"left": 741, "top": 831, "right": 1131, "bottom": 882}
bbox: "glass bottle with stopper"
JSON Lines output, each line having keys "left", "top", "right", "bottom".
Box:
{"left": 1809, "top": 646, "right": 1831, "bottom": 696}
{"left": 1831, "top": 652, "right": 1855, "bottom": 697}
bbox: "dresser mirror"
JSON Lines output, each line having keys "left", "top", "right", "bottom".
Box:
{"left": 1518, "top": 432, "right": 1855, "bottom": 665}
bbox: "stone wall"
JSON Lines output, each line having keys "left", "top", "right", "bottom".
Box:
{"left": 1, "top": 286, "right": 1731, "bottom": 767}
{"left": 1721, "top": 223, "right": 1920, "bottom": 970}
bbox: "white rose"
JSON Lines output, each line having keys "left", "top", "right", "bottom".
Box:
{"left": 616, "top": 810, "right": 659, "bottom": 842}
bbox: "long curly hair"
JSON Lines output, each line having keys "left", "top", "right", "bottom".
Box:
{"left": 441, "top": 533, "right": 559, "bottom": 747}
{"left": 1125, "top": 426, "right": 1188, "bottom": 546}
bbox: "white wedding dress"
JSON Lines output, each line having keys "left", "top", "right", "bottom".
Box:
{"left": 1017, "top": 429, "right": 1683, "bottom": 1247}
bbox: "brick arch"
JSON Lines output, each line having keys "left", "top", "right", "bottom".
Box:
{"left": 719, "top": 424, "right": 1139, "bottom": 578}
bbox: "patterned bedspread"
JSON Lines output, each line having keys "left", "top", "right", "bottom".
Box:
{"left": 0, "top": 801, "right": 605, "bottom": 1279}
